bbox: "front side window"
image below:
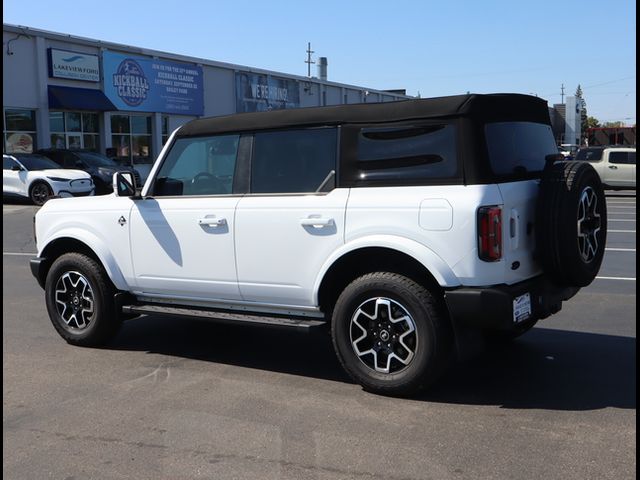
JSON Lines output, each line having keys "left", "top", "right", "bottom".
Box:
{"left": 485, "top": 122, "right": 557, "bottom": 176}
{"left": 356, "top": 124, "right": 457, "bottom": 182}
{"left": 3, "top": 156, "right": 18, "bottom": 170}
{"left": 154, "top": 134, "right": 239, "bottom": 196}
{"left": 251, "top": 128, "right": 337, "bottom": 194}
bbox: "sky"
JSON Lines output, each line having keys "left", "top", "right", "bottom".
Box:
{"left": 3, "top": 0, "right": 636, "bottom": 125}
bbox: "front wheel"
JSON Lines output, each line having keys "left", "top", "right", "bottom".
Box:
{"left": 29, "top": 182, "right": 53, "bottom": 206}
{"left": 45, "top": 252, "right": 121, "bottom": 346}
{"left": 331, "top": 273, "right": 452, "bottom": 396}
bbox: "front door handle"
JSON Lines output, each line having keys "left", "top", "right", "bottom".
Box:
{"left": 300, "top": 216, "right": 334, "bottom": 227}
{"left": 609, "top": 165, "right": 618, "bottom": 169}
{"left": 197, "top": 217, "right": 227, "bottom": 227}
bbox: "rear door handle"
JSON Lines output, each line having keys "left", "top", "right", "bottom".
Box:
{"left": 197, "top": 217, "right": 227, "bottom": 227}
{"left": 300, "top": 216, "right": 334, "bottom": 227}
{"left": 609, "top": 165, "right": 618, "bottom": 169}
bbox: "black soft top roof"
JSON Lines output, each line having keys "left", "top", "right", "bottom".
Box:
{"left": 177, "top": 93, "right": 550, "bottom": 137}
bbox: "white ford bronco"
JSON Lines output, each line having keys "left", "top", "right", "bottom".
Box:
{"left": 31, "top": 94, "right": 607, "bottom": 395}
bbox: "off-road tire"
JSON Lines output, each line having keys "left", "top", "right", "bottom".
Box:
{"left": 45, "top": 252, "right": 121, "bottom": 346}
{"left": 536, "top": 161, "right": 607, "bottom": 287}
{"left": 331, "top": 272, "right": 452, "bottom": 396}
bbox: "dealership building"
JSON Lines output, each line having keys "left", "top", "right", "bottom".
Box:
{"left": 3, "top": 23, "right": 409, "bottom": 177}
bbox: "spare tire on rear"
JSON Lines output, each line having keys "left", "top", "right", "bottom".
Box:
{"left": 536, "top": 161, "right": 607, "bottom": 287}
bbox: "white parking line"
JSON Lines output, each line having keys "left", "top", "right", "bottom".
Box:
{"left": 605, "top": 205, "right": 636, "bottom": 209}
{"left": 595, "top": 276, "right": 636, "bottom": 281}
{"left": 606, "top": 212, "right": 636, "bottom": 215}
{"left": 2, "top": 252, "right": 36, "bottom": 256}
{"left": 609, "top": 219, "right": 636, "bottom": 222}
{"left": 605, "top": 248, "right": 636, "bottom": 252}
{"left": 608, "top": 229, "right": 636, "bottom": 233}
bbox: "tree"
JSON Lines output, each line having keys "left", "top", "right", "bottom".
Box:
{"left": 602, "top": 121, "right": 624, "bottom": 128}
{"left": 586, "top": 116, "right": 600, "bottom": 129}
{"left": 575, "top": 84, "right": 588, "bottom": 140}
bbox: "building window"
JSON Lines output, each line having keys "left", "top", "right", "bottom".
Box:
{"left": 4, "top": 109, "right": 37, "bottom": 153}
{"left": 49, "top": 111, "right": 99, "bottom": 151}
{"left": 162, "top": 116, "right": 170, "bottom": 146}
{"left": 111, "top": 114, "right": 152, "bottom": 166}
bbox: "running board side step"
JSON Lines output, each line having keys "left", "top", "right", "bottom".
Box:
{"left": 121, "top": 304, "right": 327, "bottom": 331}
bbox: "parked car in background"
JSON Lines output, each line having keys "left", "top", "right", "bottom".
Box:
{"left": 3, "top": 153, "right": 94, "bottom": 205}
{"left": 558, "top": 144, "right": 579, "bottom": 160}
{"left": 36, "top": 149, "right": 141, "bottom": 194}
{"left": 574, "top": 146, "right": 636, "bottom": 189}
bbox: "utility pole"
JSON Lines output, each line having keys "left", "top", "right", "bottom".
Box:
{"left": 561, "top": 83, "right": 565, "bottom": 104}
{"left": 305, "top": 42, "right": 315, "bottom": 77}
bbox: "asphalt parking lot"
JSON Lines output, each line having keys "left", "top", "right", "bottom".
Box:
{"left": 3, "top": 192, "right": 636, "bottom": 480}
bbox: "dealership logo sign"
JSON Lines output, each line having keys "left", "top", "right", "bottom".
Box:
{"left": 48, "top": 49, "right": 100, "bottom": 82}
{"left": 112, "top": 59, "right": 150, "bottom": 106}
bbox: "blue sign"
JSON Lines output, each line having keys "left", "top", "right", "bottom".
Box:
{"left": 103, "top": 51, "right": 204, "bottom": 115}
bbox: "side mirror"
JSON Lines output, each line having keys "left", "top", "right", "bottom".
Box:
{"left": 113, "top": 171, "right": 137, "bottom": 197}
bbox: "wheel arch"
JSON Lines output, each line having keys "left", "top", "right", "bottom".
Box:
{"left": 38, "top": 234, "right": 128, "bottom": 291}
{"left": 315, "top": 237, "right": 459, "bottom": 315}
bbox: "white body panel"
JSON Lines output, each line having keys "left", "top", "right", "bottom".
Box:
{"left": 35, "top": 195, "right": 135, "bottom": 291}
{"left": 234, "top": 189, "right": 349, "bottom": 305}
{"left": 129, "top": 196, "right": 242, "bottom": 300}
{"left": 344, "top": 184, "right": 541, "bottom": 288}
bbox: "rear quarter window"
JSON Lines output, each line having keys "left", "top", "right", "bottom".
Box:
{"left": 354, "top": 124, "right": 458, "bottom": 183}
{"left": 575, "top": 148, "right": 604, "bottom": 161}
{"left": 485, "top": 122, "right": 557, "bottom": 176}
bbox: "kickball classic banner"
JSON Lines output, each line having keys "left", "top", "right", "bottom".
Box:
{"left": 102, "top": 51, "right": 204, "bottom": 115}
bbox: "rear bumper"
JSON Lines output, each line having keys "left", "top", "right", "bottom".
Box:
{"left": 444, "top": 275, "right": 579, "bottom": 331}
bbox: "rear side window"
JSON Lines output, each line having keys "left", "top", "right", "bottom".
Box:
{"left": 356, "top": 124, "right": 457, "bottom": 181}
{"left": 485, "top": 122, "right": 557, "bottom": 176}
{"left": 575, "top": 148, "right": 604, "bottom": 161}
{"left": 251, "top": 128, "right": 337, "bottom": 194}
{"left": 609, "top": 151, "right": 635, "bottom": 164}
{"left": 154, "top": 134, "right": 239, "bottom": 196}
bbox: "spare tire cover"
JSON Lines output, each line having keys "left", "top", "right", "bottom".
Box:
{"left": 536, "top": 161, "right": 607, "bottom": 287}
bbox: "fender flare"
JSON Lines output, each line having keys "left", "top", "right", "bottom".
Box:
{"left": 312, "top": 234, "right": 460, "bottom": 305}
{"left": 39, "top": 228, "right": 129, "bottom": 291}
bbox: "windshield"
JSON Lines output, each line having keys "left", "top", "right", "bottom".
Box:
{"left": 77, "top": 152, "right": 119, "bottom": 168}
{"left": 12, "top": 154, "right": 61, "bottom": 171}
{"left": 485, "top": 122, "right": 558, "bottom": 176}
{"left": 575, "top": 148, "right": 604, "bottom": 161}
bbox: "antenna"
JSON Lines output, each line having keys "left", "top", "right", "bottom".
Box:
{"left": 305, "top": 42, "right": 315, "bottom": 77}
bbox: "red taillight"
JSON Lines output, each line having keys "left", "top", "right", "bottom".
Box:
{"left": 478, "top": 206, "right": 502, "bottom": 262}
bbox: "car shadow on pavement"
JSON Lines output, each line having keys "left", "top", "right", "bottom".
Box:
{"left": 109, "top": 317, "right": 635, "bottom": 411}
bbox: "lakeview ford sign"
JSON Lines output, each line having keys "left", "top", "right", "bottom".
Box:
{"left": 48, "top": 49, "right": 100, "bottom": 82}
{"left": 102, "top": 51, "right": 204, "bottom": 115}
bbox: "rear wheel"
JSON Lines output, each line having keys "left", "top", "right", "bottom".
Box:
{"left": 331, "top": 272, "right": 451, "bottom": 396}
{"left": 45, "top": 252, "right": 121, "bottom": 346}
{"left": 29, "top": 181, "right": 53, "bottom": 206}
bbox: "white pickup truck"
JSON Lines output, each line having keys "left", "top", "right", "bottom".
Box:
{"left": 30, "top": 94, "right": 607, "bottom": 395}
{"left": 574, "top": 146, "right": 636, "bottom": 190}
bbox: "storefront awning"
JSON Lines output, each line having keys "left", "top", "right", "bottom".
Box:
{"left": 48, "top": 85, "right": 116, "bottom": 111}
